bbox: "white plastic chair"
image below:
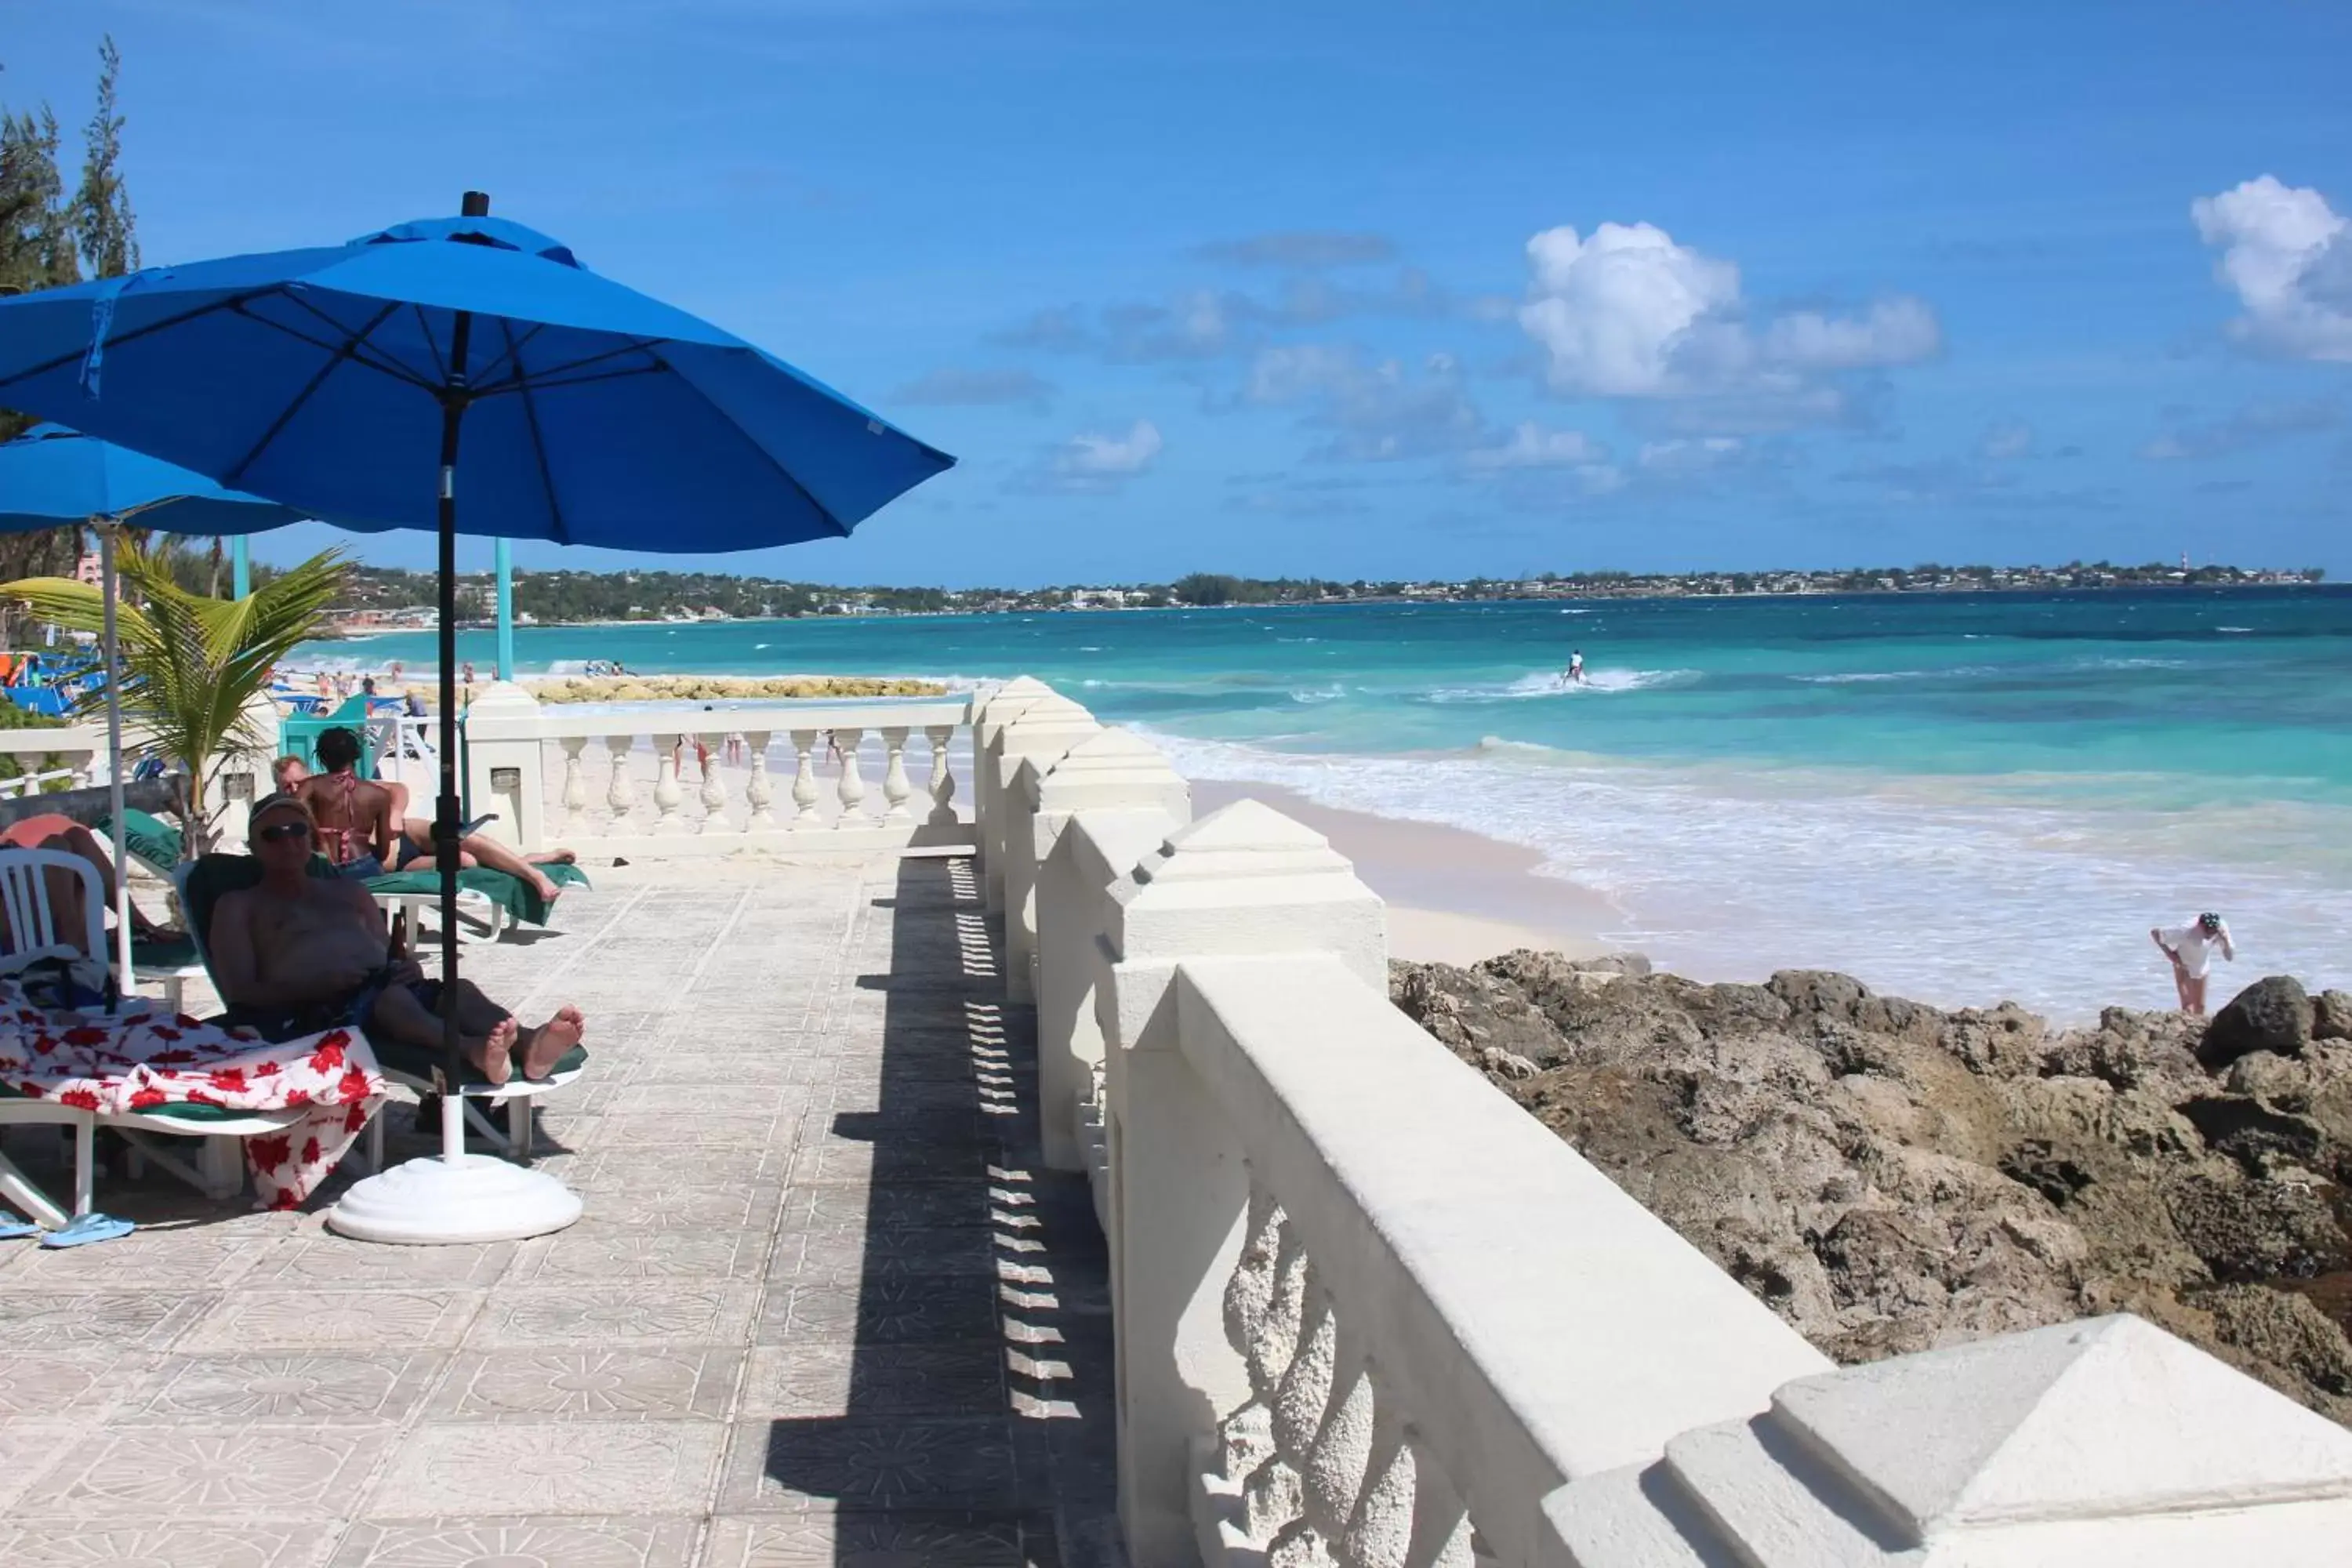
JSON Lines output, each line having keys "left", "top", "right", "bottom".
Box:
{"left": 0, "top": 846, "right": 107, "bottom": 975}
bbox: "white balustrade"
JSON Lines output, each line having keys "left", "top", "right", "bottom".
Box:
{"left": 452, "top": 683, "right": 978, "bottom": 858}
{"left": 0, "top": 725, "right": 104, "bottom": 802}
{"left": 833, "top": 726, "right": 867, "bottom": 826}
{"left": 744, "top": 731, "right": 778, "bottom": 829}
{"left": 558, "top": 737, "right": 592, "bottom": 838}
{"left": 649, "top": 733, "right": 687, "bottom": 834}
{"left": 603, "top": 735, "right": 638, "bottom": 836}
{"left": 696, "top": 733, "right": 729, "bottom": 833}
{"left": 881, "top": 726, "right": 913, "bottom": 822}
{"left": 927, "top": 724, "right": 959, "bottom": 826}
{"left": 789, "top": 729, "right": 822, "bottom": 822}
{"left": 978, "top": 679, "right": 2352, "bottom": 1568}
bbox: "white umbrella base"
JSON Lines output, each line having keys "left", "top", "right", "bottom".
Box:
{"left": 327, "top": 1152, "right": 582, "bottom": 1244}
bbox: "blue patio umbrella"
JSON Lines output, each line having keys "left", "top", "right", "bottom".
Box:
{"left": 0, "top": 423, "right": 308, "bottom": 986}
{"left": 0, "top": 192, "right": 955, "bottom": 1241}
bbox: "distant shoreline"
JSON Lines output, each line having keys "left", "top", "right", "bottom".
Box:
{"left": 322, "top": 577, "right": 2339, "bottom": 635}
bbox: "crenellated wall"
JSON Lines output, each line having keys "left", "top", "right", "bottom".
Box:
{"left": 975, "top": 677, "right": 2352, "bottom": 1568}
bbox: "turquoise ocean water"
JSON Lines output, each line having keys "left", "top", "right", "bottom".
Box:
{"left": 320, "top": 587, "right": 2352, "bottom": 1018}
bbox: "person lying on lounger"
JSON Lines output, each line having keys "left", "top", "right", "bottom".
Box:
{"left": 209, "top": 793, "right": 583, "bottom": 1084}
{"left": 278, "top": 739, "right": 576, "bottom": 903}
{"left": 0, "top": 811, "right": 180, "bottom": 956}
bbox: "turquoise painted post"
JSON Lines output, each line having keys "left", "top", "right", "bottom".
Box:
{"left": 495, "top": 537, "right": 515, "bottom": 681}
{"left": 230, "top": 536, "right": 251, "bottom": 597}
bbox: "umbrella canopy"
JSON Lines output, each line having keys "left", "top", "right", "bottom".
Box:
{"left": 0, "top": 423, "right": 311, "bottom": 989}
{"left": 0, "top": 194, "right": 954, "bottom": 1243}
{"left": 0, "top": 215, "right": 953, "bottom": 547}
{"left": 0, "top": 422, "right": 309, "bottom": 535}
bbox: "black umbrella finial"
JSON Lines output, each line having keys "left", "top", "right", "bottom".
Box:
{"left": 461, "top": 190, "right": 491, "bottom": 217}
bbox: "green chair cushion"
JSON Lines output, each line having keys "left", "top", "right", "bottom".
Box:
{"left": 370, "top": 1038, "right": 590, "bottom": 1091}
{"left": 98, "top": 808, "right": 183, "bottom": 873}
{"left": 366, "top": 860, "right": 590, "bottom": 928}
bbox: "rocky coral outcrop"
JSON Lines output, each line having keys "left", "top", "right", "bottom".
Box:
{"left": 521, "top": 674, "right": 946, "bottom": 704}
{"left": 1390, "top": 955, "right": 2352, "bottom": 1425}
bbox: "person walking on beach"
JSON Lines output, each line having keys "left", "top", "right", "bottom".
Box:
{"left": 2152, "top": 913, "right": 2235, "bottom": 1015}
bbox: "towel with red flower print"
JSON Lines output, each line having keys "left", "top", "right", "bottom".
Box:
{"left": 0, "top": 982, "right": 387, "bottom": 1209}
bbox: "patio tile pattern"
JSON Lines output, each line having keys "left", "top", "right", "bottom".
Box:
{"left": 0, "top": 855, "right": 1120, "bottom": 1566}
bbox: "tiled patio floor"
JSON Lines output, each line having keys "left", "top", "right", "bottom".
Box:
{"left": 0, "top": 853, "right": 1120, "bottom": 1567}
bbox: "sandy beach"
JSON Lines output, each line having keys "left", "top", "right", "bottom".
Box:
{"left": 1191, "top": 779, "right": 1615, "bottom": 967}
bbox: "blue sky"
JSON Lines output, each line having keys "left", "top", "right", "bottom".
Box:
{"left": 5, "top": 1, "right": 2351, "bottom": 586}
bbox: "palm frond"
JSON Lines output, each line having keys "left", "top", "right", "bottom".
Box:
{"left": 2, "top": 541, "right": 351, "bottom": 851}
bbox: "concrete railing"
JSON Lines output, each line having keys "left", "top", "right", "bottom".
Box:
{"left": 460, "top": 681, "right": 976, "bottom": 858}
{"left": 975, "top": 678, "right": 2352, "bottom": 1568}
{"left": 0, "top": 698, "right": 278, "bottom": 848}
{"left": 0, "top": 724, "right": 103, "bottom": 797}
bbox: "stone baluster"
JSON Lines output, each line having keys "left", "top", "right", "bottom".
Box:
{"left": 697, "top": 734, "right": 731, "bottom": 832}
{"left": 1401, "top": 1444, "right": 1475, "bottom": 1568}
{"left": 880, "top": 727, "right": 914, "bottom": 821}
{"left": 1340, "top": 1405, "right": 1417, "bottom": 1568}
{"left": 1215, "top": 1186, "right": 1287, "bottom": 1485}
{"left": 833, "top": 726, "right": 867, "bottom": 826}
{"left": 925, "top": 724, "right": 958, "bottom": 826}
{"left": 559, "top": 737, "right": 593, "bottom": 838}
{"left": 1301, "top": 1330, "right": 1377, "bottom": 1567}
{"left": 1260, "top": 1268, "right": 1340, "bottom": 1566}
{"left": 788, "top": 730, "right": 821, "bottom": 823}
{"left": 743, "top": 731, "right": 777, "bottom": 829}
{"left": 649, "top": 734, "right": 687, "bottom": 833}
{"left": 603, "top": 735, "right": 638, "bottom": 834}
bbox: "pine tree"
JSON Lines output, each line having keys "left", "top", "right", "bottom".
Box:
{"left": 0, "top": 103, "right": 75, "bottom": 298}
{"left": 72, "top": 36, "right": 136, "bottom": 280}
{"left": 0, "top": 42, "right": 142, "bottom": 634}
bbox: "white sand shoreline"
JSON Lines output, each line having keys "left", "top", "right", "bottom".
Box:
{"left": 1190, "top": 779, "right": 1618, "bottom": 967}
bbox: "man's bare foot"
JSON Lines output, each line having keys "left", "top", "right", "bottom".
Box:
{"left": 464, "top": 1016, "right": 520, "bottom": 1086}
{"left": 530, "top": 848, "right": 578, "bottom": 866}
{"left": 528, "top": 870, "right": 562, "bottom": 902}
{"left": 517, "top": 1006, "right": 584, "bottom": 1080}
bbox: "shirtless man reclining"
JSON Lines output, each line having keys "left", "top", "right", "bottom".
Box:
{"left": 209, "top": 793, "right": 582, "bottom": 1084}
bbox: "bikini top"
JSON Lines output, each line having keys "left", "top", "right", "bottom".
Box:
{"left": 312, "top": 771, "right": 367, "bottom": 866}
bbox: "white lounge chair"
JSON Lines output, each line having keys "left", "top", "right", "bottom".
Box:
{"left": 0, "top": 848, "right": 311, "bottom": 1225}
{"left": 175, "top": 858, "right": 587, "bottom": 1164}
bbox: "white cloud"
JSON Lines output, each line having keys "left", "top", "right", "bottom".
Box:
{"left": 1759, "top": 298, "right": 1941, "bottom": 372}
{"left": 2191, "top": 175, "right": 2352, "bottom": 360}
{"left": 1518, "top": 222, "right": 1739, "bottom": 396}
{"left": 1052, "top": 419, "right": 1163, "bottom": 477}
{"left": 1514, "top": 220, "right": 1940, "bottom": 419}
{"left": 1465, "top": 422, "right": 1609, "bottom": 470}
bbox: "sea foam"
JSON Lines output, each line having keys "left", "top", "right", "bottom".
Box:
{"left": 1141, "top": 726, "right": 2352, "bottom": 1022}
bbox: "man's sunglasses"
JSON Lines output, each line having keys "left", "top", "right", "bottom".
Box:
{"left": 256, "top": 819, "right": 313, "bottom": 844}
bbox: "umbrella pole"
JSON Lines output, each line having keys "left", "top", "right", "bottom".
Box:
{"left": 100, "top": 522, "right": 132, "bottom": 996}
{"left": 435, "top": 318, "right": 474, "bottom": 1164}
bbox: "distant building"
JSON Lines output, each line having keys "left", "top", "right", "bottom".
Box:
{"left": 73, "top": 550, "right": 104, "bottom": 587}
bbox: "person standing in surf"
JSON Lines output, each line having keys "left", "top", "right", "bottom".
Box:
{"left": 1562, "top": 650, "right": 1586, "bottom": 686}
{"left": 2151, "top": 913, "right": 2234, "bottom": 1015}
